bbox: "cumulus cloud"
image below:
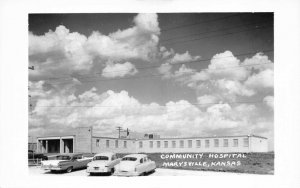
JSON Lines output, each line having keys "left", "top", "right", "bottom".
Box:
{"left": 263, "top": 95, "right": 274, "bottom": 110}
{"left": 29, "top": 13, "right": 160, "bottom": 82}
{"left": 159, "top": 51, "right": 273, "bottom": 102}
{"left": 197, "top": 95, "right": 218, "bottom": 104}
{"left": 168, "top": 51, "right": 200, "bottom": 64}
{"left": 245, "top": 69, "right": 274, "bottom": 89}
{"left": 29, "top": 85, "right": 272, "bottom": 138}
{"left": 216, "top": 79, "right": 255, "bottom": 97}
{"left": 87, "top": 13, "right": 160, "bottom": 61}
{"left": 102, "top": 62, "right": 138, "bottom": 78}
{"left": 158, "top": 50, "right": 201, "bottom": 78}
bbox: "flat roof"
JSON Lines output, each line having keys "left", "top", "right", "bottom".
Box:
{"left": 137, "top": 135, "right": 267, "bottom": 140}
{"left": 37, "top": 134, "right": 267, "bottom": 140}
{"left": 37, "top": 135, "right": 75, "bottom": 139}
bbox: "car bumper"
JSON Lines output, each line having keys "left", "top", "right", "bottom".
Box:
{"left": 41, "top": 165, "right": 64, "bottom": 171}
{"left": 86, "top": 167, "right": 110, "bottom": 173}
{"left": 114, "top": 171, "right": 140, "bottom": 176}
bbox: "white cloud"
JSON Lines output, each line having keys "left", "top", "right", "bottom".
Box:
{"left": 161, "top": 51, "right": 273, "bottom": 101}
{"left": 29, "top": 13, "right": 160, "bottom": 82}
{"left": 30, "top": 86, "right": 272, "bottom": 139}
{"left": 245, "top": 69, "right": 274, "bottom": 89}
{"left": 158, "top": 63, "right": 172, "bottom": 78}
{"left": 197, "top": 95, "right": 218, "bottom": 104}
{"left": 217, "top": 79, "right": 255, "bottom": 97}
{"left": 88, "top": 13, "right": 160, "bottom": 61}
{"left": 263, "top": 95, "right": 274, "bottom": 110}
{"left": 168, "top": 51, "right": 200, "bottom": 64}
{"left": 102, "top": 62, "right": 138, "bottom": 78}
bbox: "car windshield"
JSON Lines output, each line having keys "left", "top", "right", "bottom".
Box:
{"left": 93, "top": 156, "right": 109, "bottom": 161}
{"left": 122, "top": 157, "right": 137, "bottom": 161}
{"left": 56, "top": 155, "right": 71, "bottom": 160}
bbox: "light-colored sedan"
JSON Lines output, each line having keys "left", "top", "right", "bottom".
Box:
{"left": 41, "top": 153, "right": 94, "bottom": 173}
{"left": 86, "top": 152, "right": 121, "bottom": 175}
{"left": 114, "top": 154, "right": 156, "bottom": 176}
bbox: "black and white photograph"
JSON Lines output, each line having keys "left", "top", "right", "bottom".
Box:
{"left": 28, "top": 13, "right": 274, "bottom": 176}
{"left": 1, "top": 0, "right": 300, "bottom": 188}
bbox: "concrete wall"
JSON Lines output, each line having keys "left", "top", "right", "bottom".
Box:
{"left": 89, "top": 135, "right": 268, "bottom": 154}
{"left": 92, "top": 137, "right": 137, "bottom": 154}
{"left": 135, "top": 137, "right": 253, "bottom": 153}
{"left": 75, "top": 127, "right": 92, "bottom": 153}
{"left": 37, "top": 132, "right": 268, "bottom": 154}
{"left": 250, "top": 136, "right": 268, "bottom": 152}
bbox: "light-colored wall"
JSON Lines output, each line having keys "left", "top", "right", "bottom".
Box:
{"left": 135, "top": 137, "right": 252, "bottom": 153}
{"left": 92, "top": 137, "right": 137, "bottom": 154}
{"left": 75, "top": 127, "right": 92, "bottom": 153}
{"left": 90, "top": 136, "right": 268, "bottom": 154}
{"left": 250, "top": 136, "right": 268, "bottom": 152}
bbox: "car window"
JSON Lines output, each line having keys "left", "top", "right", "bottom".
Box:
{"left": 56, "top": 155, "right": 71, "bottom": 160}
{"left": 122, "top": 157, "right": 137, "bottom": 161}
{"left": 140, "top": 158, "right": 143, "bottom": 163}
{"left": 93, "top": 156, "right": 109, "bottom": 161}
{"left": 73, "top": 155, "right": 82, "bottom": 160}
{"left": 111, "top": 155, "right": 116, "bottom": 160}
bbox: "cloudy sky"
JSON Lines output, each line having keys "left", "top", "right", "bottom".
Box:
{"left": 28, "top": 13, "right": 274, "bottom": 150}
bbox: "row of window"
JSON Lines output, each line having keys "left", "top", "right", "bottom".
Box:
{"left": 96, "top": 139, "right": 127, "bottom": 148}
{"left": 139, "top": 138, "right": 249, "bottom": 148}
{"left": 96, "top": 138, "right": 249, "bottom": 149}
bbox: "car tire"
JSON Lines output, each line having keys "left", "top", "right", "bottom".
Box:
{"left": 110, "top": 168, "right": 115, "bottom": 175}
{"left": 66, "top": 167, "right": 73, "bottom": 173}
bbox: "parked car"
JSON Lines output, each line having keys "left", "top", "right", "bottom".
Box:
{"left": 86, "top": 152, "right": 121, "bottom": 175}
{"left": 41, "top": 153, "right": 94, "bottom": 173}
{"left": 28, "top": 150, "right": 48, "bottom": 160}
{"left": 114, "top": 154, "right": 156, "bottom": 176}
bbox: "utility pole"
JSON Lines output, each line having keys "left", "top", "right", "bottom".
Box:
{"left": 116, "top": 126, "right": 123, "bottom": 138}
{"left": 28, "top": 66, "right": 34, "bottom": 113}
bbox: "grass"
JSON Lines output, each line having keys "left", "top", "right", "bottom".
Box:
{"left": 116, "top": 152, "right": 274, "bottom": 175}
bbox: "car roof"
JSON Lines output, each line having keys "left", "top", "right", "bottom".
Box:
{"left": 122, "top": 154, "right": 147, "bottom": 159}
{"left": 94, "top": 152, "right": 115, "bottom": 157}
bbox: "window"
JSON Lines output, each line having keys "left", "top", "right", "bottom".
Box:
{"left": 233, "top": 139, "right": 238, "bottom": 147}
{"left": 106, "top": 140, "right": 110, "bottom": 148}
{"left": 122, "top": 157, "right": 136, "bottom": 161}
{"left": 243, "top": 138, "right": 249, "bottom": 147}
{"left": 188, "top": 140, "right": 192, "bottom": 148}
{"left": 96, "top": 139, "right": 100, "bottom": 147}
{"left": 140, "top": 158, "right": 143, "bottom": 163}
{"left": 56, "top": 155, "right": 71, "bottom": 160}
{"left": 124, "top": 141, "right": 127, "bottom": 148}
{"left": 223, "top": 139, "right": 228, "bottom": 147}
{"left": 214, "top": 139, "right": 219, "bottom": 147}
{"left": 157, "top": 141, "right": 161, "bottom": 148}
{"left": 172, "top": 141, "right": 176, "bottom": 148}
{"left": 205, "top": 140, "right": 210, "bottom": 148}
{"left": 180, "top": 140, "right": 184, "bottom": 148}
{"left": 150, "top": 141, "right": 153, "bottom": 148}
{"left": 139, "top": 141, "right": 143, "bottom": 148}
{"left": 164, "top": 141, "right": 168, "bottom": 148}
{"left": 115, "top": 140, "right": 118, "bottom": 148}
{"left": 93, "top": 156, "right": 109, "bottom": 161}
{"left": 196, "top": 140, "right": 201, "bottom": 147}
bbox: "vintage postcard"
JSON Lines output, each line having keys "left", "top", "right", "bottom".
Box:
{"left": 28, "top": 13, "right": 274, "bottom": 176}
